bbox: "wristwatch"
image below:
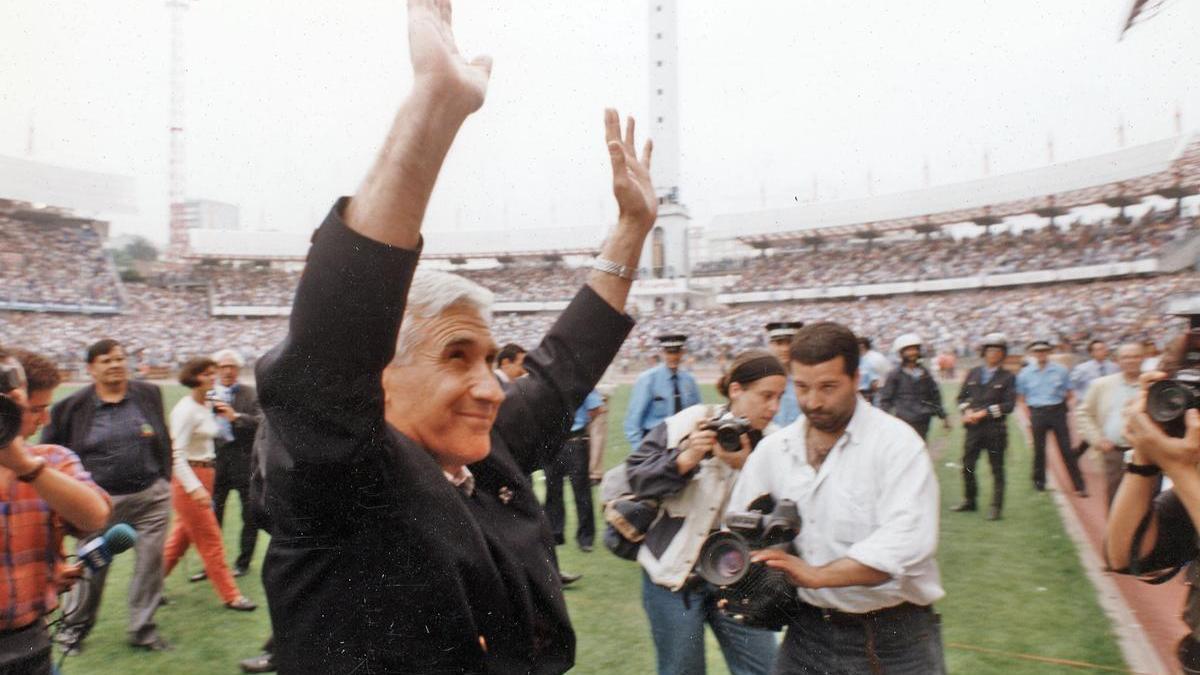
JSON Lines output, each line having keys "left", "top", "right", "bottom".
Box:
{"left": 1125, "top": 462, "right": 1161, "bottom": 477}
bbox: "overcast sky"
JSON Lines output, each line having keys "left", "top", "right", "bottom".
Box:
{"left": 1, "top": 0, "right": 1198, "bottom": 245}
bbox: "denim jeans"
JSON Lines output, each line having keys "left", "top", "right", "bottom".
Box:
{"left": 641, "top": 572, "right": 777, "bottom": 675}
{"left": 772, "top": 602, "right": 945, "bottom": 674}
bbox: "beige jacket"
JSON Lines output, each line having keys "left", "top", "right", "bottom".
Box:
{"left": 1076, "top": 372, "right": 1139, "bottom": 448}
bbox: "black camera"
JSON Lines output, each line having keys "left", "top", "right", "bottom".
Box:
{"left": 701, "top": 411, "right": 753, "bottom": 453}
{"left": 0, "top": 360, "right": 27, "bottom": 449}
{"left": 695, "top": 495, "right": 801, "bottom": 587}
{"left": 1147, "top": 312, "right": 1200, "bottom": 439}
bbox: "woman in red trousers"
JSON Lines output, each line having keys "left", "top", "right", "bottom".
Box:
{"left": 164, "top": 357, "right": 256, "bottom": 611}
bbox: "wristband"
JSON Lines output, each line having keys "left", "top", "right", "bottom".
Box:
{"left": 17, "top": 457, "right": 47, "bottom": 483}
{"left": 1125, "top": 462, "right": 1162, "bottom": 477}
{"left": 591, "top": 257, "right": 637, "bottom": 281}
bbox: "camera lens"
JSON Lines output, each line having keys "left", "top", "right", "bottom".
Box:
{"left": 1147, "top": 381, "right": 1192, "bottom": 423}
{"left": 696, "top": 531, "right": 751, "bottom": 586}
{"left": 715, "top": 427, "right": 742, "bottom": 452}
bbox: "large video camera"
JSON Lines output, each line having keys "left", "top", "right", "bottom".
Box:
{"left": 696, "top": 495, "right": 801, "bottom": 587}
{"left": 0, "top": 359, "right": 26, "bottom": 448}
{"left": 1147, "top": 307, "right": 1200, "bottom": 438}
{"left": 700, "top": 411, "right": 753, "bottom": 454}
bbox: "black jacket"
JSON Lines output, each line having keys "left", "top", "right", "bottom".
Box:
{"left": 255, "top": 202, "right": 632, "bottom": 674}
{"left": 214, "top": 384, "right": 261, "bottom": 485}
{"left": 879, "top": 365, "right": 946, "bottom": 425}
{"left": 41, "top": 380, "right": 171, "bottom": 493}
{"left": 956, "top": 365, "right": 1017, "bottom": 433}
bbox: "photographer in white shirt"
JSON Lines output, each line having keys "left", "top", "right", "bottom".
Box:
{"left": 729, "top": 321, "right": 945, "bottom": 674}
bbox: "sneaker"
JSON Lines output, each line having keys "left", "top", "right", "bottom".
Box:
{"left": 189, "top": 571, "right": 207, "bottom": 583}
{"left": 226, "top": 596, "right": 258, "bottom": 612}
{"left": 239, "top": 652, "right": 276, "bottom": 673}
{"left": 559, "top": 572, "right": 582, "bottom": 587}
{"left": 233, "top": 566, "right": 250, "bottom": 578}
{"left": 949, "top": 501, "right": 976, "bottom": 512}
{"left": 132, "top": 637, "right": 173, "bottom": 652}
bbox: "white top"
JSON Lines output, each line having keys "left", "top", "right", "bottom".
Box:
{"left": 637, "top": 404, "right": 738, "bottom": 590}
{"left": 169, "top": 395, "right": 219, "bottom": 493}
{"left": 729, "top": 397, "right": 944, "bottom": 613}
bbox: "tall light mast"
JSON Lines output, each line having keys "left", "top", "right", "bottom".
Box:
{"left": 165, "top": 0, "right": 190, "bottom": 260}
{"left": 643, "top": 0, "right": 690, "bottom": 281}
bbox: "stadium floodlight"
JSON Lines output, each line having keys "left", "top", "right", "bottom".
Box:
{"left": 1118, "top": 0, "right": 1175, "bottom": 40}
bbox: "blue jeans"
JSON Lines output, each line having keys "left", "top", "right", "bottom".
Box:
{"left": 641, "top": 572, "right": 777, "bottom": 675}
{"left": 772, "top": 602, "right": 945, "bottom": 674}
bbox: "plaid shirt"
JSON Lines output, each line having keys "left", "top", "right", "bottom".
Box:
{"left": 0, "top": 444, "right": 109, "bottom": 631}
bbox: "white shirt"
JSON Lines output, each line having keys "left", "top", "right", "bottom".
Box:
{"left": 169, "top": 395, "right": 219, "bottom": 493}
{"left": 729, "top": 397, "right": 944, "bottom": 613}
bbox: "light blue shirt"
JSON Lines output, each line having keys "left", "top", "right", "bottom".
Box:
{"left": 772, "top": 375, "right": 802, "bottom": 427}
{"left": 858, "top": 368, "right": 880, "bottom": 393}
{"left": 1070, "top": 359, "right": 1118, "bottom": 398}
{"left": 572, "top": 390, "right": 604, "bottom": 433}
{"left": 1016, "top": 362, "right": 1071, "bottom": 406}
{"left": 623, "top": 364, "right": 702, "bottom": 446}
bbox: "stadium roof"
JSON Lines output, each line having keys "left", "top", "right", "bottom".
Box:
{"left": 0, "top": 155, "right": 136, "bottom": 215}
{"left": 716, "top": 133, "right": 1200, "bottom": 245}
{"left": 186, "top": 224, "right": 602, "bottom": 262}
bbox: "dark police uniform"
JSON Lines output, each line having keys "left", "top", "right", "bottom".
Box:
{"left": 955, "top": 363, "right": 1016, "bottom": 517}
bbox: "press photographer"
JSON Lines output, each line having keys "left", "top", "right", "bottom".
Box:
{"left": 728, "top": 322, "right": 946, "bottom": 674}
{"left": 625, "top": 349, "right": 786, "bottom": 675}
{"left": 1105, "top": 309, "right": 1200, "bottom": 673}
{"left": 0, "top": 349, "right": 110, "bottom": 674}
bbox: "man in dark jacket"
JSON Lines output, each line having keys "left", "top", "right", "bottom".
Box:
{"left": 42, "top": 339, "right": 173, "bottom": 652}
{"left": 878, "top": 333, "right": 948, "bottom": 440}
{"left": 205, "top": 349, "right": 261, "bottom": 579}
{"left": 952, "top": 333, "right": 1017, "bottom": 521}
{"left": 254, "top": 3, "right": 657, "bottom": 671}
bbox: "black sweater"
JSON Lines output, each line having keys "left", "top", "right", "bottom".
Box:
{"left": 255, "top": 201, "right": 633, "bottom": 674}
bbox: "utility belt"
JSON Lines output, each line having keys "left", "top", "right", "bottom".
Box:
{"left": 799, "top": 600, "right": 932, "bottom": 627}
{"left": 188, "top": 459, "right": 216, "bottom": 469}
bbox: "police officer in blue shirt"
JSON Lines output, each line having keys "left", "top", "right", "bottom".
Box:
{"left": 624, "top": 335, "right": 702, "bottom": 447}
{"left": 1017, "top": 338, "right": 1087, "bottom": 496}
{"left": 765, "top": 321, "right": 803, "bottom": 427}
{"left": 544, "top": 390, "right": 605, "bottom": 553}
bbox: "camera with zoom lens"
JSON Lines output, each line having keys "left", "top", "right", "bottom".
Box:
{"left": 701, "top": 411, "right": 753, "bottom": 453}
{"left": 1147, "top": 313, "right": 1200, "bottom": 439}
{"left": 695, "top": 495, "right": 802, "bottom": 587}
{"left": 0, "top": 360, "right": 26, "bottom": 449}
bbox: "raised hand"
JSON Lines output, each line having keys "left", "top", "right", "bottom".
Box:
{"left": 408, "top": 0, "right": 491, "bottom": 114}
{"left": 605, "top": 109, "right": 657, "bottom": 235}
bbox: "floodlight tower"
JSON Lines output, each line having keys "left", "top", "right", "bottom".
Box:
{"left": 165, "top": 0, "right": 191, "bottom": 260}
{"left": 644, "top": 0, "right": 690, "bottom": 280}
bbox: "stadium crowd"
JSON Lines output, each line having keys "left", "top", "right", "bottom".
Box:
{"left": 9, "top": 270, "right": 1184, "bottom": 376}
{"left": 0, "top": 216, "right": 122, "bottom": 309}
{"left": 198, "top": 267, "right": 301, "bottom": 309}
{"left": 700, "top": 214, "right": 1195, "bottom": 290}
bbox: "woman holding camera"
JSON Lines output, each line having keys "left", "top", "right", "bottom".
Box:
{"left": 163, "top": 357, "right": 255, "bottom": 611}
{"left": 1105, "top": 333, "right": 1200, "bottom": 672}
{"left": 626, "top": 349, "right": 787, "bottom": 675}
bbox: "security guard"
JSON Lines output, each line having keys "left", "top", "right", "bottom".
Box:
{"left": 878, "top": 333, "right": 948, "bottom": 440}
{"left": 623, "top": 335, "right": 702, "bottom": 447}
{"left": 765, "top": 321, "right": 803, "bottom": 427}
{"left": 1017, "top": 337, "right": 1086, "bottom": 496}
{"left": 953, "top": 332, "right": 1016, "bottom": 520}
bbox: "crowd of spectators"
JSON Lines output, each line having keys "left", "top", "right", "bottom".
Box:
{"left": 700, "top": 214, "right": 1196, "bottom": 291}
{"left": 195, "top": 266, "right": 302, "bottom": 308}
{"left": 0, "top": 216, "right": 121, "bottom": 309}
{"left": 454, "top": 265, "right": 589, "bottom": 303}
{"left": 1, "top": 271, "right": 1193, "bottom": 377}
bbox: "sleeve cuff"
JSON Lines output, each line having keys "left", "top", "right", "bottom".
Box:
{"left": 989, "top": 404, "right": 1002, "bottom": 418}
{"left": 845, "top": 547, "right": 902, "bottom": 579}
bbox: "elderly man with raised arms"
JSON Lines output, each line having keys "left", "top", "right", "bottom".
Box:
{"left": 254, "top": 1, "right": 658, "bottom": 672}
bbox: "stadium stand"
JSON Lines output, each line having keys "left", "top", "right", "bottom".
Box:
{"left": 0, "top": 201, "right": 122, "bottom": 312}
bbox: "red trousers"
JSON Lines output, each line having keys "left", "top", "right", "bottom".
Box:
{"left": 163, "top": 465, "right": 241, "bottom": 604}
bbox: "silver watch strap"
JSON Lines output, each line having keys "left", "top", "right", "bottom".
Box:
{"left": 591, "top": 257, "right": 637, "bottom": 281}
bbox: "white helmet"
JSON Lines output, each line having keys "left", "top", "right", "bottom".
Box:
{"left": 892, "top": 333, "right": 922, "bottom": 355}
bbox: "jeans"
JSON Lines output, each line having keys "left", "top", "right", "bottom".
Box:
{"left": 772, "top": 603, "right": 945, "bottom": 675}
{"left": 641, "top": 572, "right": 777, "bottom": 675}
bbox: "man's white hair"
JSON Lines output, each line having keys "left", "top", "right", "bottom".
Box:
{"left": 393, "top": 270, "right": 494, "bottom": 365}
{"left": 211, "top": 348, "right": 245, "bottom": 368}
